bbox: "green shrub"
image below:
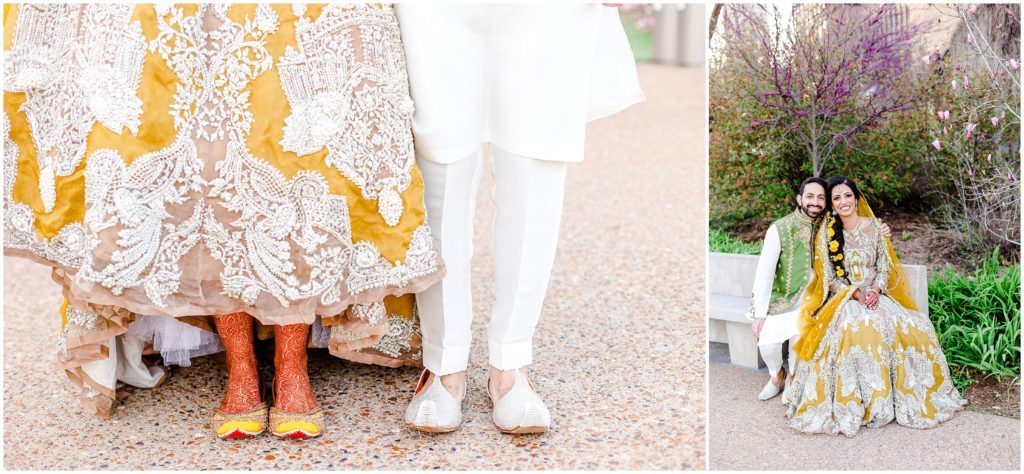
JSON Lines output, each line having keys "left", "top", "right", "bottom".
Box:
{"left": 929, "top": 248, "right": 1021, "bottom": 390}
{"left": 820, "top": 109, "right": 931, "bottom": 209}
{"left": 709, "top": 93, "right": 937, "bottom": 231}
{"left": 709, "top": 229, "right": 762, "bottom": 255}
{"left": 709, "top": 91, "right": 806, "bottom": 232}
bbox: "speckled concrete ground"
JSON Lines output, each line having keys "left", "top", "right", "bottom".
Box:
{"left": 3, "top": 63, "right": 705, "bottom": 470}
{"left": 708, "top": 357, "right": 1021, "bottom": 470}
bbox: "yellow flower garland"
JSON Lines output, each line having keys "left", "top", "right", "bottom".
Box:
{"left": 826, "top": 213, "right": 845, "bottom": 279}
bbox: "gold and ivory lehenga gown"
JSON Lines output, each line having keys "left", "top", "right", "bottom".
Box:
{"left": 3, "top": 4, "right": 443, "bottom": 418}
{"left": 783, "top": 204, "right": 965, "bottom": 436}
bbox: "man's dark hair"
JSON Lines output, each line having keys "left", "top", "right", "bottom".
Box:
{"left": 797, "top": 177, "right": 828, "bottom": 196}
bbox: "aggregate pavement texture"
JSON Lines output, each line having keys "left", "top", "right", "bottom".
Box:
{"left": 2, "top": 64, "right": 705, "bottom": 470}
{"left": 708, "top": 360, "right": 1021, "bottom": 470}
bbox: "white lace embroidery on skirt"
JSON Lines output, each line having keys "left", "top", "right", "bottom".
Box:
{"left": 4, "top": 5, "right": 439, "bottom": 323}
{"left": 783, "top": 223, "right": 965, "bottom": 436}
{"left": 279, "top": 5, "right": 416, "bottom": 226}
{"left": 4, "top": 111, "right": 90, "bottom": 269}
{"left": 4, "top": 4, "right": 146, "bottom": 213}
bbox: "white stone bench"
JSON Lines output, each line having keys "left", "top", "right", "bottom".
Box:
{"left": 708, "top": 251, "right": 929, "bottom": 368}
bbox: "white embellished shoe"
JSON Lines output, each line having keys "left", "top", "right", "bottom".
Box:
{"left": 758, "top": 369, "right": 785, "bottom": 401}
{"left": 489, "top": 370, "right": 551, "bottom": 434}
{"left": 404, "top": 370, "right": 464, "bottom": 433}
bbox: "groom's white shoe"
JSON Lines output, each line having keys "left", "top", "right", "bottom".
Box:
{"left": 758, "top": 379, "right": 783, "bottom": 401}
{"left": 489, "top": 370, "right": 551, "bottom": 434}
{"left": 758, "top": 369, "right": 785, "bottom": 401}
{"left": 405, "top": 370, "right": 464, "bottom": 433}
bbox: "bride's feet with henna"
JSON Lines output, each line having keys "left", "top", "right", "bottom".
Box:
{"left": 220, "top": 354, "right": 262, "bottom": 413}
{"left": 269, "top": 324, "right": 323, "bottom": 439}
{"left": 273, "top": 355, "right": 318, "bottom": 413}
{"left": 213, "top": 312, "right": 268, "bottom": 439}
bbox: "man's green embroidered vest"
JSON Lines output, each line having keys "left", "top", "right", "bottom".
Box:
{"left": 768, "top": 210, "right": 814, "bottom": 315}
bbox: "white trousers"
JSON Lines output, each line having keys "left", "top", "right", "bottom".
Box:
{"left": 417, "top": 146, "right": 567, "bottom": 375}
{"left": 82, "top": 333, "right": 166, "bottom": 391}
{"left": 759, "top": 334, "right": 799, "bottom": 377}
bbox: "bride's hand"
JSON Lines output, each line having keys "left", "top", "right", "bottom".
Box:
{"left": 853, "top": 289, "right": 865, "bottom": 306}
{"left": 880, "top": 222, "right": 892, "bottom": 239}
{"left": 853, "top": 289, "right": 875, "bottom": 309}
{"left": 857, "top": 288, "right": 879, "bottom": 310}
{"left": 864, "top": 290, "right": 879, "bottom": 310}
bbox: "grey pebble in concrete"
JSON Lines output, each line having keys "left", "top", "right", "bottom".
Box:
{"left": 3, "top": 64, "right": 705, "bottom": 470}
{"left": 709, "top": 359, "right": 1020, "bottom": 470}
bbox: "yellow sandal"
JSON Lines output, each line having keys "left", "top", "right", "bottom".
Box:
{"left": 213, "top": 403, "right": 269, "bottom": 439}
{"left": 269, "top": 406, "right": 324, "bottom": 439}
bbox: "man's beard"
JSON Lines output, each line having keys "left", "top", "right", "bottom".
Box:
{"left": 800, "top": 205, "right": 823, "bottom": 219}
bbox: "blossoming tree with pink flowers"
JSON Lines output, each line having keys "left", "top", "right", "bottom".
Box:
{"left": 928, "top": 4, "right": 1020, "bottom": 248}
{"left": 717, "top": 4, "right": 929, "bottom": 177}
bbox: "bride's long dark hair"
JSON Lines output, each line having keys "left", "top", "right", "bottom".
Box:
{"left": 825, "top": 176, "right": 862, "bottom": 279}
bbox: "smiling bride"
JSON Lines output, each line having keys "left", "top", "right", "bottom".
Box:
{"left": 783, "top": 176, "right": 966, "bottom": 436}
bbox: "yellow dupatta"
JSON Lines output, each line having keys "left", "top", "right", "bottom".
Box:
{"left": 794, "top": 195, "right": 917, "bottom": 361}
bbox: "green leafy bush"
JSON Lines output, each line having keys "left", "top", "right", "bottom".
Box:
{"left": 708, "top": 92, "right": 806, "bottom": 232}
{"left": 710, "top": 79, "right": 934, "bottom": 231}
{"left": 821, "top": 109, "right": 931, "bottom": 208}
{"left": 709, "top": 229, "right": 762, "bottom": 255}
{"left": 929, "top": 248, "right": 1021, "bottom": 390}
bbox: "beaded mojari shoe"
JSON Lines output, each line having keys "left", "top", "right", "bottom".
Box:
{"left": 269, "top": 406, "right": 324, "bottom": 439}
{"left": 758, "top": 368, "right": 785, "bottom": 401}
{"left": 489, "top": 370, "right": 551, "bottom": 434}
{"left": 404, "top": 369, "right": 464, "bottom": 433}
{"left": 213, "top": 403, "right": 269, "bottom": 439}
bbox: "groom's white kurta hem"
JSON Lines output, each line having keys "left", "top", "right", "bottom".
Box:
{"left": 395, "top": 4, "right": 644, "bottom": 164}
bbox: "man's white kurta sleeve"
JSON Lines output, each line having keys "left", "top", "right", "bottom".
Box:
{"left": 751, "top": 224, "right": 782, "bottom": 320}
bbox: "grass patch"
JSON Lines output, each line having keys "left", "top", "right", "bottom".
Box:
{"left": 929, "top": 248, "right": 1021, "bottom": 391}
{"left": 709, "top": 228, "right": 762, "bottom": 255}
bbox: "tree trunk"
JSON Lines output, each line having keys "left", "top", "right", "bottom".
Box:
{"left": 808, "top": 138, "right": 822, "bottom": 177}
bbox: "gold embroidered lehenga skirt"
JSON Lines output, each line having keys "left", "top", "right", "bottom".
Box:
{"left": 3, "top": 4, "right": 443, "bottom": 417}
{"left": 784, "top": 218, "right": 965, "bottom": 436}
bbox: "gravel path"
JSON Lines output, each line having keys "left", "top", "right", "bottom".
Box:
{"left": 709, "top": 361, "right": 1020, "bottom": 470}
{"left": 3, "top": 63, "right": 705, "bottom": 470}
